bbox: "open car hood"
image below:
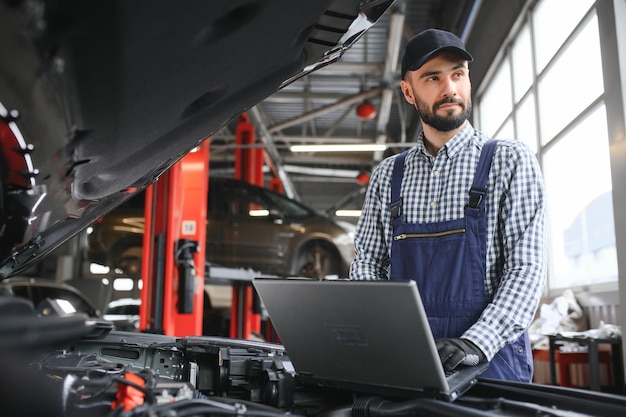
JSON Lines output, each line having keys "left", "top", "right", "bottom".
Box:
{"left": 0, "top": 0, "right": 394, "bottom": 278}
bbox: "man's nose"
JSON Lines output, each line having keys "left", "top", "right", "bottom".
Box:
{"left": 441, "top": 78, "right": 458, "bottom": 97}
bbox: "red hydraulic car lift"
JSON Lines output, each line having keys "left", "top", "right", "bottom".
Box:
{"left": 230, "top": 113, "right": 263, "bottom": 340}
{"left": 139, "top": 142, "right": 210, "bottom": 336}
{"left": 138, "top": 114, "right": 273, "bottom": 339}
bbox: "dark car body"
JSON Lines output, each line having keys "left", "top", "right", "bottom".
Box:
{"left": 87, "top": 177, "right": 355, "bottom": 278}
{"left": 0, "top": 276, "right": 99, "bottom": 317}
{"left": 2, "top": 1, "right": 626, "bottom": 417}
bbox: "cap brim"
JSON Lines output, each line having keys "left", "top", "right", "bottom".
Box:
{"left": 406, "top": 46, "right": 473, "bottom": 73}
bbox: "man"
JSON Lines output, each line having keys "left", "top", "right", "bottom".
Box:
{"left": 349, "top": 28, "right": 546, "bottom": 382}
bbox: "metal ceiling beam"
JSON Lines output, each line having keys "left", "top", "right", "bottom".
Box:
{"left": 248, "top": 106, "right": 300, "bottom": 200}
{"left": 273, "top": 136, "right": 374, "bottom": 144}
{"left": 283, "top": 165, "right": 360, "bottom": 178}
{"left": 265, "top": 91, "right": 361, "bottom": 103}
{"left": 209, "top": 135, "right": 371, "bottom": 144}
{"left": 267, "top": 87, "right": 385, "bottom": 134}
{"left": 374, "top": 8, "right": 406, "bottom": 162}
{"left": 460, "top": 0, "right": 483, "bottom": 42}
{"left": 313, "top": 62, "right": 384, "bottom": 75}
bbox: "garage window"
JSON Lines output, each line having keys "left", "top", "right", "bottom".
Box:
{"left": 475, "top": 0, "right": 623, "bottom": 293}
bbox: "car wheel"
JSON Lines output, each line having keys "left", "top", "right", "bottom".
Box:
{"left": 294, "top": 241, "right": 341, "bottom": 279}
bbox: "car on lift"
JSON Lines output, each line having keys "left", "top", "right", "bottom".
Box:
{"left": 2, "top": 1, "right": 626, "bottom": 417}
{"left": 0, "top": 276, "right": 100, "bottom": 318}
{"left": 86, "top": 177, "right": 355, "bottom": 279}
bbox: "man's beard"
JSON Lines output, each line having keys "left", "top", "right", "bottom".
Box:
{"left": 416, "top": 96, "right": 472, "bottom": 132}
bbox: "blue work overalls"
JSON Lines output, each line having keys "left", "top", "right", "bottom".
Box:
{"left": 389, "top": 140, "right": 532, "bottom": 381}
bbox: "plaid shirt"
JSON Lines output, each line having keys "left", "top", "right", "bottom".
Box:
{"left": 350, "top": 122, "right": 546, "bottom": 360}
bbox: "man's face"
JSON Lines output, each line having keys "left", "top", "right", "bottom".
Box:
{"left": 401, "top": 52, "right": 472, "bottom": 132}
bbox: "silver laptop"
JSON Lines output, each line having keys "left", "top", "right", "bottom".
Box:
{"left": 252, "top": 278, "right": 488, "bottom": 401}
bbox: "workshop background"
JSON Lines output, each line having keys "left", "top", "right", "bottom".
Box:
{"left": 9, "top": 0, "right": 626, "bottom": 391}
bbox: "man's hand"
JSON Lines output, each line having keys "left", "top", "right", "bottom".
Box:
{"left": 435, "top": 338, "right": 486, "bottom": 373}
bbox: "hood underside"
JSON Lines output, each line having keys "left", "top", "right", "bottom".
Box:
{"left": 0, "top": 0, "right": 393, "bottom": 277}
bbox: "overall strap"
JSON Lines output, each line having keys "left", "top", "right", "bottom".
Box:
{"left": 390, "top": 150, "right": 409, "bottom": 222}
{"left": 468, "top": 139, "right": 498, "bottom": 209}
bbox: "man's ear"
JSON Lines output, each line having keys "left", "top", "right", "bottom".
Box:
{"left": 400, "top": 79, "right": 415, "bottom": 105}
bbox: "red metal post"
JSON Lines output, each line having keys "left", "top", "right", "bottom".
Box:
{"left": 230, "top": 113, "right": 262, "bottom": 339}
{"left": 139, "top": 142, "right": 210, "bottom": 336}
{"left": 234, "top": 113, "right": 263, "bottom": 186}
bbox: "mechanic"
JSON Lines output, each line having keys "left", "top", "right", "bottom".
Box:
{"left": 349, "top": 28, "right": 546, "bottom": 382}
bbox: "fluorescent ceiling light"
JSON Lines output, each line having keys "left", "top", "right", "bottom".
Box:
{"left": 290, "top": 144, "right": 387, "bottom": 152}
{"left": 335, "top": 209, "right": 362, "bottom": 217}
{"left": 284, "top": 165, "right": 359, "bottom": 178}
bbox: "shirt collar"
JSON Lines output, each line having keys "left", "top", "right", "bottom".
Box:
{"left": 417, "top": 121, "right": 474, "bottom": 159}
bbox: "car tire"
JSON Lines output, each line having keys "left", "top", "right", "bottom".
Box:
{"left": 293, "top": 241, "right": 341, "bottom": 279}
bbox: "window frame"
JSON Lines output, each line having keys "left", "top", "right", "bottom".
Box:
{"left": 474, "top": 0, "right": 626, "bottom": 297}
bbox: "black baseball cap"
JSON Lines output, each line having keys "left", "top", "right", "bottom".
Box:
{"left": 401, "top": 29, "right": 473, "bottom": 77}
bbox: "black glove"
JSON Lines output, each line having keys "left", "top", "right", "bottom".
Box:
{"left": 435, "top": 338, "right": 486, "bottom": 373}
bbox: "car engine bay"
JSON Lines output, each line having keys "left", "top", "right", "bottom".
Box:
{"left": 3, "top": 306, "right": 626, "bottom": 417}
